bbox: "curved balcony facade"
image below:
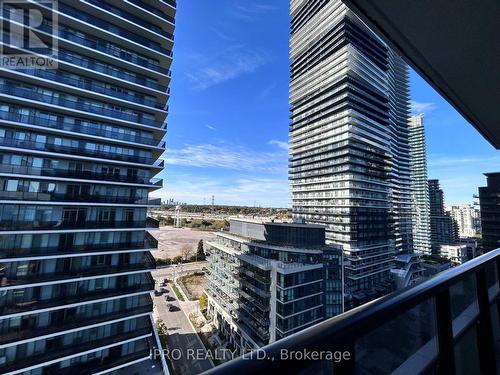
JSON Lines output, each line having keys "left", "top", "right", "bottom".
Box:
{"left": 0, "top": 1, "right": 174, "bottom": 374}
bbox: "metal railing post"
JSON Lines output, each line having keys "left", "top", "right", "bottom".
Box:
{"left": 475, "top": 268, "right": 497, "bottom": 374}
{"left": 435, "top": 289, "right": 455, "bottom": 375}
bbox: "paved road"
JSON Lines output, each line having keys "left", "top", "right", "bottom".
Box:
{"left": 154, "top": 284, "right": 213, "bottom": 375}
{"left": 153, "top": 261, "right": 207, "bottom": 280}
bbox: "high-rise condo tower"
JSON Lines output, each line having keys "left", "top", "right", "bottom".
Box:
{"left": 289, "top": 0, "right": 411, "bottom": 308}
{"left": 0, "top": 0, "right": 174, "bottom": 373}
{"left": 409, "top": 114, "right": 431, "bottom": 254}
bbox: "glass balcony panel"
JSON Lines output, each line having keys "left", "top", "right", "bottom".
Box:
{"left": 57, "top": 3, "right": 170, "bottom": 53}
{"left": 0, "top": 163, "right": 160, "bottom": 185}
{"left": 0, "top": 138, "right": 155, "bottom": 165}
{"left": 1, "top": 85, "right": 158, "bottom": 126}
{"left": 0, "top": 301, "right": 153, "bottom": 345}
{"left": 450, "top": 274, "right": 479, "bottom": 336}
{"left": 0, "top": 274, "right": 155, "bottom": 316}
{"left": 5, "top": 70, "right": 163, "bottom": 108}
{"left": 491, "top": 301, "right": 500, "bottom": 374}
{"left": 0, "top": 191, "right": 153, "bottom": 205}
{"left": 485, "top": 262, "right": 499, "bottom": 300}
{"left": 0, "top": 317, "right": 152, "bottom": 373}
{"left": 128, "top": 0, "right": 174, "bottom": 18}
{"left": 0, "top": 108, "right": 160, "bottom": 145}
{"left": 57, "top": 50, "right": 166, "bottom": 90}
{"left": 454, "top": 325, "right": 481, "bottom": 375}
{"left": 0, "top": 238, "right": 155, "bottom": 259}
{"left": 85, "top": 0, "right": 174, "bottom": 34}
{"left": 0, "top": 219, "right": 151, "bottom": 231}
{"left": 355, "top": 298, "right": 438, "bottom": 374}
{"left": 1, "top": 253, "right": 156, "bottom": 287}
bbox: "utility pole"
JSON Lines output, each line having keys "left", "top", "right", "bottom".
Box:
{"left": 174, "top": 205, "right": 181, "bottom": 228}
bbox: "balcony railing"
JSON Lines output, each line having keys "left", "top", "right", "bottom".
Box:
{"left": 0, "top": 219, "right": 154, "bottom": 231}
{"left": 85, "top": 0, "right": 174, "bottom": 35}
{"left": 57, "top": 3, "right": 170, "bottom": 54}
{"left": 148, "top": 197, "right": 162, "bottom": 206}
{"left": 1, "top": 253, "right": 156, "bottom": 287}
{"left": 1, "top": 85, "right": 159, "bottom": 127}
{"left": 0, "top": 109, "right": 162, "bottom": 146}
{"left": 57, "top": 50, "right": 167, "bottom": 91}
{"left": 0, "top": 302, "right": 153, "bottom": 345}
{"left": 0, "top": 163, "right": 162, "bottom": 186}
{"left": 0, "top": 237, "right": 157, "bottom": 260}
{"left": 0, "top": 137, "right": 158, "bottom": 165}
{"left": 203, "top": 249, "right": 500, "bottom": 375}
{"left": 0, "top": 191, "right": 159, "bottom": 205}
{"left": 56, "top": 348, "right": 152, "bottom": 375}
{"left": 146, "top": 216, "right": 160, "bottom": 228}
{"left": 0, "top": 274, "right": 155, "bottom": 316}
{"left": 161, "top": 0, "right": 177, "bottom": 8}
{"left": 5, "top": 68, "right": 164, "bottom": 108}
{"left": 0, "top": 324, "right": 152, "bottom": 374}
{"left": 128, "top": 0, "right": 175, "bottom": 18}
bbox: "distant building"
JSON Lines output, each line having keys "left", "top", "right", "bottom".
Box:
{"left": 390, "top": 254, "right": 424, "bottom": 290}
{"left": 439, "top": 243, "right": 469, "bottom": 265}
{"left": 479, "top": 173, "right": 500, "bottom": 252}
{"left": 428, "top": 179, "right": 456, "bottom": 251}
{"left": 205, "top": 219, "right": 342, "bottom": 353}
{"left": 446, "top": 204, "right": 481, "bottom": 238}
{"left": 409, "top": 115, "right": 431, "bottom": 254}
{"left": 420, "top": 256, "right": 452, "bottom": 277}
{"left": 458, "top": 238, "right": 478, "bottom": 261}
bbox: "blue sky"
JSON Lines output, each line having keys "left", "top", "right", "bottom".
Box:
{"left": 153, "top": 0, "right": 499, "bottom": 208}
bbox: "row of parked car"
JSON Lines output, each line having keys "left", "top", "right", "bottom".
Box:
{"left": 154, "top": 278, "right": 179, "bottom": 311}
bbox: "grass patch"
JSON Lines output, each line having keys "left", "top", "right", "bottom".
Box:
{"left": 178, "top": 273, "right": 207, "bottom": 300}
{"left": 169, "top": 282, "right": 185, "bottom": 301}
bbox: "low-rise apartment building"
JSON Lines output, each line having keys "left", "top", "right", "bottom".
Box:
{"left": 205, "top": 219, "right": 342, "bottom": 353}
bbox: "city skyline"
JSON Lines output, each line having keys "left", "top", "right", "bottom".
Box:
{"left": 155, "top": 0, "right": 498, "bottom": 208}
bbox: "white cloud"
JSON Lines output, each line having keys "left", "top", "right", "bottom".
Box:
{"left": 206, "top": 125, "right": 216, "bottom": 131}
{"left": 229, "top": 1, "right": 280, "bottom": 21}
{"left": 428, "top": 154, "right": 500, "bottom": 169}
{"left": 164, "top": 143, "right": 287, "bottom": 172}
{"left": 269, "top": 139, "right": 288, "bottom": 150}
{"left": 257, "top": 82, "right": 276, "bottom": 100}
{"left": 210, "top": 27, "right": 234, "bottom": 41}
{"left": 186, "top": 48, "right": 267, "bottom": 91}
{"left": 411, "top": 100, "right": 437, "bottom": 115}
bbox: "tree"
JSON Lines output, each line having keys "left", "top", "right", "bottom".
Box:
{"left": 180, "top": 245, "right": 194, "bottom": 261}
{"left": 199, "top": 292, "right": 207, "bottom": 311}
{"left": 196, "top": 240, "right": 205, "bottom": 261}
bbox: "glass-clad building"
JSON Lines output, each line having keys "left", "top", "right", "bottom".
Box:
{"left": 0, "top": 0, "right": 174, "bottom": 373}
{"left": 289, "top": 0, "right": 411, "bottom": 308}
{"left": 409, "top": 115, "right": 431, "bottom": 255}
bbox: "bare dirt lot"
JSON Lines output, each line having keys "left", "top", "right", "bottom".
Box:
{"left": 179, "top": 274, "right": 207, "bottom": 300}
{"left": 150, "top": 226, "right": 217, "bottom": 260}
